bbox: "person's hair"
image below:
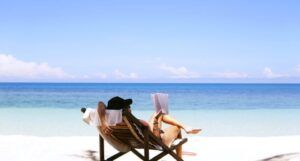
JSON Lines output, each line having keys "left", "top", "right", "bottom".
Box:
{"left": 81, "top": 107, "right": 86, "bottom": 113}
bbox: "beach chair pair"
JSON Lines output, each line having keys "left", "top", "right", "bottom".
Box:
{"left": 99, "top": 109, "right": 188, "bottom": 161}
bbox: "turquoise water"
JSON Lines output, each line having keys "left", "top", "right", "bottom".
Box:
{"left": 1, "top": 83, "right": 300, "bottom": 136}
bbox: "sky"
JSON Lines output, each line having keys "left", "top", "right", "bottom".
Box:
{"left": 0, "top": 0, "right": 300, "bottom": 83}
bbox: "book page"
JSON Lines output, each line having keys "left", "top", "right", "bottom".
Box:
{"left": 151, "top": 93, "right": 169, "bottom": 114}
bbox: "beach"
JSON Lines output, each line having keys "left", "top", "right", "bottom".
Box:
{"left": 1, "top": 135, "right": 300, "bottom": 161}
{"left": 1, "top": 83, "right": 300, "bottom": 161}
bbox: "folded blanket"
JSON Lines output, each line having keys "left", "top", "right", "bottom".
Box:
{"left": 105, "top": 109, "right": 123, "bottom": 126}
{"left": 82, "top": 108, "right": 123, "bottom": 126}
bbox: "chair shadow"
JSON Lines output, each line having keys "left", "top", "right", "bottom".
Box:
{"left": 70, "top": 150, "right": 98, "bottom": 161}
{"left": 258, "top": 152, "right": 300, "bottom": 161}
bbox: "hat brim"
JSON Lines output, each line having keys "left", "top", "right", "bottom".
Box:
{"left": 124, "top": 99, "right": 132, "bottom": 107}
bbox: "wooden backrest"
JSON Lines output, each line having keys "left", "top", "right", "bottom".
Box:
{"left": 110, "top": 124, "right": 146, "bottom": 149}
{"left": 110, "top": 110, "right": 162, "bottom": 150}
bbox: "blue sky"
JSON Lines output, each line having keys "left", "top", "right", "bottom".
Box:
{"left": 0, "top": 0, "right": 300, "bottom": 82}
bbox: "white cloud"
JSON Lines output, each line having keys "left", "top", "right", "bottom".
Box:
{"left": 159, "top": 64, "right": 200, "bottom": 79}
{"left": 0, "top": 54, "right": 71, "bottom": 80}
{"left": 114, "top": 69, "right": 138, "bottom": 79}
{"left": 94, "top": 72, "right": 108, "bottom": 79}
{"left": 214, "top": 71, "right": 248, "bottom": 79}
{"left": 296, "top": 65, "right": 300, "bottom": 72}
{"left": 79, "top": 73, "right": 107, "bottom": 80}
{"left": 263, "top": 67, "right": 287, "bottom": 78}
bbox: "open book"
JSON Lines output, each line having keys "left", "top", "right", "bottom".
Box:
{"left": 151, "top": 93, "right": 169, "bottom": 114}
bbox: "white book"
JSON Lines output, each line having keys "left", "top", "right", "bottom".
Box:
{"left": 151, "top": 93, "right": 169, "bottom": 114}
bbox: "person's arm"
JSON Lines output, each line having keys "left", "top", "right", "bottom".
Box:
{"left": 97, "top": 101, "right": 112, "bottom": 135}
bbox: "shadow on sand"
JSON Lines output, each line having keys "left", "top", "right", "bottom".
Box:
{"left": 71, "top": 150, "right": 300, "bottom": 161}
{"left": 258, "top": 152, "right": 300, "bottom": 161}
{"left": 70, "top": 150, "right": 98, "bottom": 161}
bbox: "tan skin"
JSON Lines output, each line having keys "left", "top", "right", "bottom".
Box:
{"left": 97, "top": 101, "right": 113, "bottom": 135}
{"left": 96, "top": 101, "right": 201, "bottom": 158}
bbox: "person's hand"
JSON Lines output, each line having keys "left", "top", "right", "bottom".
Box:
{"left": 155, "top": 111, "right": 163, "bottom": 120}
{"left": 101, "top": 123, "right": 112, "bottom": 135}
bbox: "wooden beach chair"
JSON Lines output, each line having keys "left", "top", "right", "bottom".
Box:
{"left": 98, "top": 109, "right": 188, "bottom": 161}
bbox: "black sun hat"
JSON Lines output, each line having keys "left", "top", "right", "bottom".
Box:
{"left": 107, "top": 96, "right": 132, "bottom": 110}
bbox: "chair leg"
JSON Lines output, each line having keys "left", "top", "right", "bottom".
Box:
{"left": 143, "top": 129, "right": 149, "bottom": 161}
{"left": 99, "top": 135, "right": 105, "bottom": 161}
{"left": 131, "top": 148, "right": 145, "bottom": 160}
{"left": 106, "top": 152, "right": 127, "bottom": 160}
{"left": 150, "top": 138, "right": 187, "bottom": 161}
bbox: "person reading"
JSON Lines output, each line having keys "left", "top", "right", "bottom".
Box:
{"left": 150, "top": 93, "right": 201, "bottom": 135}
{"left": 81, "top": 95, "right": 201, "bottom": 158}
{"left": 149, "top": 93, "right": 201, "bottom": 157}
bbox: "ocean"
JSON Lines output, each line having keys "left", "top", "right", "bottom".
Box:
{"left": 1, "top": 83, "right": 300, "bottom": 137}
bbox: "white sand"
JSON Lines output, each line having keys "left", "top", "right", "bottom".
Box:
{"left": 1, "top": 135, "right": 300, "bottom": 161}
